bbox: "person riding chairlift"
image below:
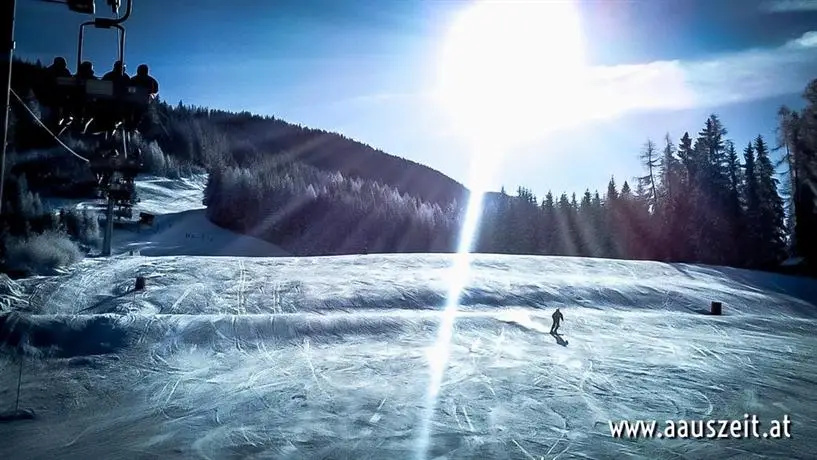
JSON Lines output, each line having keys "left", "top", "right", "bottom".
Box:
{"left": 102, "top": 60, "right": 130, "bottom": 84}
{"left": 127, "top": 64, "right": 160, "bottom": 131}
{"left": 76, "top": 61, "right": 97, "bottom": 80}
{"left": 94, "top": 60, "right": 131, "bottom": 133}
{"left": 130, "top": 64, "right": 159, "bottom": 99}
{"left": 61, "top": 60, "right": 98, "bottom": 129}
{"left": 41, "top": 57, "right": 72, "bottom": 127}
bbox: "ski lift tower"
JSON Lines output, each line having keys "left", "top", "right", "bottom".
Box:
{"left": 1, "top": 1, "right": 107, "bottom": 214}
{"left": 1, "top": 0, "right": 143, "bottom": 256}
{"left": 0, "top": 0, "right": 17, "bottom": 216}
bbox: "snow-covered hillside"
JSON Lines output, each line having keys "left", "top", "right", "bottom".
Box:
{"left": 45, "top": 174, "right": 289, "bottom": 257}
{"left": 3, "top": 176, "right": 817, "bottom": 459}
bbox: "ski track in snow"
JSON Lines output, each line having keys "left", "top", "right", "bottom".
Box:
{"left": 3, "top": 175, "right": 817, "bottom": 459}
{"left": 1, "top": 254, "right": 816, "bottom": 460}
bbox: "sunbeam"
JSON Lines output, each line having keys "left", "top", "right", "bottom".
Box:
{"left": 414, "top": 0, "right": 588, "bottom": 455}
{"left": 418, "top": 0, "right": 589, "bottom": 456}
{"left": 414, "top": 144, "right": 497, "bottom": 460}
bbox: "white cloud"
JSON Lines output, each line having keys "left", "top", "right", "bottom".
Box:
{"left": 760, "top": 0, "right": 817, "bottom": 12}
{"left": 788, "top": 31, "right": 817, "bottom": 48}
{"left": 583, "top": 31, "right": 817, "bottom": 119}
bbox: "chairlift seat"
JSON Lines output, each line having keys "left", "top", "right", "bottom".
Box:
{"left": 54, "top": 77, "right": 81, "bottom": 103}
{"left": 85, "top": 79, "right": 116, "bottom": 98}
{"left": 123, "top": 86, "right": 152, "bottom": 106}
{"left": 55, "top": 76, "right": 80, "bottom": 88}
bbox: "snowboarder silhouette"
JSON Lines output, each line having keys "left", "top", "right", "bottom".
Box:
{"left": 550, "top": 308, "right": 564, "bottom": 334}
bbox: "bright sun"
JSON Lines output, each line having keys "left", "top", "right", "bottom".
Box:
{"left": 435, "top": 0, "right": 589, "bottom": 144}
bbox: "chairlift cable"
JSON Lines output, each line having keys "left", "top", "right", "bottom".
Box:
{"left": 9, "top": 88, "right": 90, "bottom": 163}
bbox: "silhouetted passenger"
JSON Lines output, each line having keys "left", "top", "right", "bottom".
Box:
{"left": 127, "top": 64, "right": 159, "bottom": 130}
{"left": 130, "top": 64, "right": 159, "bottom": 98}
{"left": 76, "top": 61, "right": 97, "bottom": 80}
{"left": 94, "top": 61, "right": 131, "bottom": 132}
{"left": 41, "top": 57, "right": 73, "bottom": 125}
{"left": 550, "top": 308, "right": 564, "bottom": 334}
{"left": 62, "top": 61, "right": 97, "bottom": 128}
{"left": 46, "top": 57, "right": 72, "bottom": 79}
{"left": 102, "top": 60, "right": 130, "bottom": 84}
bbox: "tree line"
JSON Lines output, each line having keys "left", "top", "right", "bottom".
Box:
{"left": 203, "top": 159, "right": 459, "bottom": 255}
{"left": 477, "top": 80, "right": 817, "bottom": 272}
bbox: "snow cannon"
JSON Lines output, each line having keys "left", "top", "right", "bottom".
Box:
{"left": 710, "top": 301, "right": 722, "bottom": 315}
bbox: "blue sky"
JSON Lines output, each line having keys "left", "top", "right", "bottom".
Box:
{"left": 15, "top": 0, "right": 817, "bottom": 199}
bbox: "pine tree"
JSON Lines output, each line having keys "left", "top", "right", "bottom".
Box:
{"left": 724, "top": 140, "right": 746, "bottom": 265}
{"left": 794, "top": 81, "right": 817, "bottom": 268}
{"left": 539, "top": 191, "right": 556, "bottom": 255}
{"left": 658, "top": 134, "right": 680, "bottom": 203}
{"left": 591, "top": 191, "right": 604, "bottom": 257}
{"left": 638, "top": 139, "right": 659, "bottom": 212}
{"left": 592, "top": 191, "right": 602, "bottom": 208}
{"left": 511, "top": 186, "right": 538, "bottom": 254}
{"left": 742, "top": 143, "right": 761, "bottom": 266}
{"left": 686, "top": 115, "right": 732, "bottom": 265}
{"left": 699, "top": 115, "right": 729, "bottom": 185}
{"left": 569, "top": 193, "right": 584, "bottom": 255}
{"left": 754, "top": 135, "right": 787, "bottom": 266}
{"left": 491, "top": 187, "right": 511, "bottom": 253}
{"left": 630, "top": 180, "right": 653, "bottom": 260}
{"left": 657, "top": 133, "right": 683, "bottom": 261}
{"left": 620, "top": 181, "right": 631, "bottom": 198}
{"left": 780, "top": 80, "right": 817, "bottom": 269}
{"left": 678, "top": 132, "right": 695, "bottom": 180}
{"left": 577, "top": 190, "right": 595, "bottom": 257}
{"left": 606, "top": 177, "right": 619, "bottom": 203}
{"left": 603, "top": 178, "right": 620, "bottom": 258}
{"left": 554, "top": 193, "right": 573, "bottom": 256}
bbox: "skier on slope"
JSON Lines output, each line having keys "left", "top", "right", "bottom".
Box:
{"left": 550, "top": 308, "right": 564, "bottom": 334}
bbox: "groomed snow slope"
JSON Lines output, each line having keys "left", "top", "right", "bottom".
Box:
{"left": 114, "top": 209, "right": 290, "bottom": 257}
{"left": 2, "top": 253, "right": 817, "bottom": 459}
{"left": 44, "top": 174, "right": 289, "bottom": 257}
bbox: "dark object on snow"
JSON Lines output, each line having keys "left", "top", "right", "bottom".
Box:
{"left": 550, "top": 308, "right": 563, "bottom": 334}
{"left": 711, "top": 301, "right": 722, "bottom": 315}
{"left": 139, "top": 212, "right": 155, "bottom": 227}
{"left": 0, "top": 409, "right": 35, "bottom": 422}
{"left": 135, "top": 276, "right": 146, "bottom": 291}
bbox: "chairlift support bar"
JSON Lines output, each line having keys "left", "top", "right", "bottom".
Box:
{"left": 0, "top": 0, "right": 16, "bottom": 215}
{"left": 77, "top": 21, "right": 126, "bottom": 72}
{"left": 76, "top": 0, "right": 133, "bottom": 72}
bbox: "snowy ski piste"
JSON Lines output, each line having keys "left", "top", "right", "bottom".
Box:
{"left": 3, "top": 175, "right": 817, "bottom": 459}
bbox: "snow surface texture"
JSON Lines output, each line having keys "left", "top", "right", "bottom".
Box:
{"left": 7, "top": 174, "right": 817, "bottom": 459}
{"left": 2, "top": 252, "right": 817, "bottom": 459}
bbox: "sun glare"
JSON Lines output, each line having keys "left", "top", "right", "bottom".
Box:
{"left": 416, "top": 4, "right": 589, "bottom": 458}
{"left": 435, "top": 0, "right": 588, "bottom": 143}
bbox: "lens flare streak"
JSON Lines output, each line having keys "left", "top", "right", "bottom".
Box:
{"left": 414, "top": 151, "right": 495, "bottom": 460}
